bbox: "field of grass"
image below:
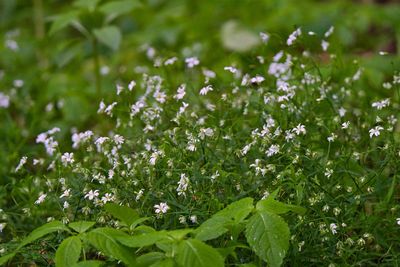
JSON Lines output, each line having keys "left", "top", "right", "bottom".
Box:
{"left": 0, "top": 0, "right": 400, "bottom": 266}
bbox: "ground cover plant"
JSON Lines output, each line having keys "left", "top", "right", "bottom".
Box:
{"left": 1, "top": 0, "right": 400, "bottom": 266}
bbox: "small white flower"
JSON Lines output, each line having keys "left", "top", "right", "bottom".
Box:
{"left": 15, "top": 156, "right": 28, "bottom": 172}
{"left": 250, "top": 75, "right": 265, "bottom": 84}
{"left": 61, "top": 152, "right": 74, "bottom": 166}
{"left": 128, "top": 80, "right": 136, "bottom": 91}
{"left": 369, "top": 126, "right": 384, "bottom": 138}
{"left": 266, "top": 144, "right": 280, "bottom": 157}
{"left": 341, "top": 121, "right": 350, "bottom": 129}
{"left": 60, "top": 189, "right": 71, "bottom": 198}
{"left": 0, "top": 92, "right": 10, "bottom": 108}
{"left": 287, "top": 28, "right": 301, "bottom": 46}
{"left": 0, "top": 223, "right": 6, "bottom": 233}
{"left": 164, "top": 57, "right": 178, "bottom": 66}
{"left": 293, "top": 124, "right": 306, "bottom": 135}
{"left": 154, "top": 202, "right": 170, "bottom": 215}
{"left": 85, "top": 190, "right": 99, "bottom": 200}
{"left": 330, "top": 223, "right": 337, "bottom": 234}
{"left": 190, "top": 215, "right": 198, "bottom": 224}
{"left": 324, "top": 26, "right": 334, "bottom": 38}
{"left": 396, "top": 218, "right": 400, "bottom": 225}
{"left": 198, "top": 128, "right": 214, "bottom": 139}
{"left": 371, "top": 99, "right": 390, "bottom": 110}
{"left": 199, "top": 85, "right": 213, "bottom": 95}
{"left": 321, "top": 40, "right": 329, "bottom": 51}
{"left": 35, "top": 193, "right": 47, "bottom": 205}
{"left": 259, "top": 32, "right": 270, "bottom": 43}
{"left": 174, "top": 84, "right": 186, "bottom": 100}
{"left": 185, "top": 57, "right": 199, "bottom": 68}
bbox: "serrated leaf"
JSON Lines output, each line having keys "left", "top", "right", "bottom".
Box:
{"left": 195, "top": 198, "right": 254, "bottom": 241}
{"left": 72, "top": 260, "right": 104, "bottom": 267}
{"left": 55, "top": 236, "right": 82, "bottom": 267}
{"left": 69, "top": 221, "right": 96, "bottom": 233}
{"left": 176, "top": 239, "right": 224, "bottom": 267}
{"left": 245, "top": 211, "right": 289, "bottom": 267}
{"left": 115, "top": 231, "right": 168, "bottom": 248}
{"left": 18, "top": 221, "right": 69, "bottom": 249}
{"left": 221, "top": 20, "right": 260, "bottom": 52}
{"left": 104, "top": 203, "right": 140, "bottom": 226}
{"left": 49, "top": 11, "right": 80, "bottom": 36}
{"left": 256, "top": 197, "right": 306, "bottom": 215}
{"left": 136, "top": 252, "right": 166, "bottom": 267}
{"left": 86, "top": 228, "right": 135, "bottom": 265}
{"left": 99, "top": 0, "right": 141, "bottom": 18}
{"left": 93, "top": 26, "right": 121, "bottom": 51}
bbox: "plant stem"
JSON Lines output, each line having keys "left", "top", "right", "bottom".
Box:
{"left": 92, "top": 37, "right": 101, "bottom": 95}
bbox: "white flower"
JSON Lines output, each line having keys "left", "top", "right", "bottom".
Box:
{"left": 224, "top": 66, "right": 238, "bottom": 74}
{"left": 35, "top": 193, "right": 47, "bottom": 205}
{"left": 101, "top": 193, "right": 115, "bottom": 204}
{"left": 190, "top": 215, "right": 198, "bottom": 224}
{"left": 185, "top": 57, "right": 199, "bottom": 68}
{"left": 371, "top": 99, "right": 390, "bottom": 110}
{"left": 259, "top": 32, "right": 270, "bottom": 43}
{"left": 116, "top": 84, "right": 124, "bottom": 95}
{"left": 128, "top": 80, "right": 136, "bottom": 91}
{"left": 199, "top": 85, "right": 213, "bottom": 95}
{"left": 174, "top": 84, "right": 186, "bottom": 100}
{"left": 15, "top": 156, "right": 28, "bottom": 172}
{"left": 0, "top": 92, "right": 10, "bottom": 108}
{"left": 250, "top": 75, "right": 265, "bottom": 84}
{"left": 154, "top": 90, "right": 167, "bottom": 103}
{"left": 266, "top": 144, "right": 280, "bottom": 157}
{"left": 341, "top": 121, "right": 350, "bottom": 129}
{"left": 60, "top": 189, "right": 71, "bottom": 198}
{"left": 61, "top": 152, "right": 74, "bottom": 166}
{"left": 324, "top": 26, "right": 334, "bottom": 38}
{"left": 327, "top": 133, "right": 337, "bottom": 142}
{"left": 287, "top": 28, "right": 301, "bottom": 46}
{"left": 164, "top": 57, "right": 178, "bottom": 66}
{"left": 177, "top": 173, "right": 190, "bottom": 196}
{"left": 198, "top": 128, "right": 214, "bottom": 139}
{"left": 369, "top": 126, "right": 383, "bottom": 138}
{"left": 292, "top": 124, "right": 306, "bottom": 135}
{"left": 321, "top": 40, "right": 329, "bottom": 51}
{"left": 396, "top": 218, "right": 400, "bottom": 225}
{"left": 85, "top": 190, "right": 99, "bottom": 200}
{"left": 330, "top": 223, "right": 337, "bottom": 234}
{"left": 154, "top": 202, "right": 170, "bottom": 215}
{"left": 0, "top": 223, "right": 6, "bottom": 233}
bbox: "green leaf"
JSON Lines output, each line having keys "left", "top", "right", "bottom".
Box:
{"left": 245, "top": 211, "right": 290, "bottom": 267}
{"left": 129, "top": 217, "right": 150, "bottom": 230}
{"left": 104, "top": 203, "right": 140, "bottom": 226}
{"left": 72, "top": 260, "right": 104, "bottom": 267}
{"left": 256, "top": 197, "right": 306, "bottom": 215}
{"left": 18, "top": 221, "right": 69, "bottom": 249}
{"left": 195, "top": 198, "right": 254, "bottom": 241}
{"left": 176, "top": 239, "right": 224, "bottom": 267}
{"left": 221, "top": 20, "right": 260, "bottom": 52}
{"left": 55, "top": 236, "right": 82, "bottom": 267}
{"left": 0, "top": 253, "right": 16, "bottom": 265}
{"left": 93, "top": 26, "right": 122, "bottom": 51}
{"left": 86, "top": 228, "right": 135, "bottom": 265}
{"left": 73, "top": 0, "right": 101, "bottom": 12}
{"left": 116, "top": 231, "right": 168, "bottom": 248}
{"left": 99, "top": 0, "right": 142, "bottom": 19}
{"left": 136, "top": 252, "right": 166, "bottom": 267}
{"left": 69, "top": 221, "right": 96, "bottom": 233}
{"left": 49, "top": 11, "right": 80, "bottom": 36}
{"left": 150, "top": 258, "right": 175, "bottom": 267}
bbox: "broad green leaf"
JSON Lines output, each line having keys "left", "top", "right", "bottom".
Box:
{"left": 245, "top": 211, "right": 290, "bottom": 267}
{"left": 132, "top": 225, "right": 156, "bottom": 234}
{"left": 0, "top": 253, "right": 16, "bottom": 265}
{"left": 221, "top": 20, "right": 260, "bottom": 52}
{"left": 136, "top": 252, "right": 166, "bottom": 267}
{"left": 49, "top": 11, "right": 80, "bottom": 36}
{"left": 99, "top": 0, "right": 142, "bottom": 18}
{"left": 129, "top": 217, "right": 150, "bottom": 230}
{"left": 18, "top": 221, "right": 69, "bottom": 249}
{"left": 150, "top": 258, "right": 175, "bottom": 267}
{"left": 195, "top": 198, "right": 254, "bottom": 241}
{"left": 69, "top": 221, "right": 96, "bottom": 233}
{"left": 73, "top": 260, "right": 104, "bottom": 267}
{"left": 116, "top": 231, "right": 168, "bottom": 248}
{"left": 73, "top": 0, "right": 101, "bottom": 12}
{"left": 166, "top": 229, "right": 193, "bottom": 240}
{"left": 86, "top": 228, "right": 135, "bottom": 265}
{"left": 176, "top": 239, "right": 224, "bottom": 267}
{"left": 93, "top": 26, "right": 121, "bottom": 51}
{"left": 55, "top": 236, "right": 82, "bottom": 267}
{"left": 256, "top": 197, "right": 306, "bottom": 215}
{"left": 104, "top": 203, "right": 140, "bottom": 226}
